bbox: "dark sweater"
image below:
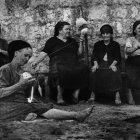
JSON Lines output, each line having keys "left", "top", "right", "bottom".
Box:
{"left": 91, "top": 40, "right": 121, "bottom": 66}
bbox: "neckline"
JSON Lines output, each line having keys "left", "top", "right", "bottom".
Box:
{"left": 102, "top": 40, "right": 110, "bottom": 46}
{"left": 56, "top": 36, "right": 67, "bottom": 43}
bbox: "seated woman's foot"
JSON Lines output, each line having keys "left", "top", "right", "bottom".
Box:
{"left": 72, "top": 89, "right": 79, "bottom": 104}
{"left": 87, "top": 92, "right": 95, "bottom": 103}
{"left": 87, "top": 98, "right": 95, "bottom": 104}
{"left": 71, "top": 97, "right": 79, "bottom": 104}
{"left": 115, "top": 99, "right": 121, "bottom": 105}
{"left": 75, "top": 105, "right": 95, "bottom": 122}
{"left": 127, "top": 90, "right": 135, "bottom": 105}
{"left": 115, "top": 92, "right": 121, "bottom": 105}
{"left": 57, "top": 99, "right": 66, "bottom": 106}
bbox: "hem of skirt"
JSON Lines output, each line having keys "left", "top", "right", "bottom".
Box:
{"left": 129, "top": 87, "right": 140, "bottom": 90}
{"left": 93, "top": 88, "right": 121, "bottom": 93}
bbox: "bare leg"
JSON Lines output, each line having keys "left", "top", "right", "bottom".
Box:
{"left": 44, "top": 76, "right": 50, "bottom": 101}
{"left": 42, "top": 109, "right": 77, "bottom": 120}
{"left": 87, "top": 91, "right": 95, "bottom": 103}
{"left": 127, "top": 88, "right": 135, "bottom": 105}
{"left": 115, "top": 91, "right": 121, "bottom": 105}
{"left": 72, "top": 89, "right": 80, "bottom": 103}
{"left": 42, "top": 105, "right": 94, "bottom": 122}
{"left": 57, "top": 85, "right": 65, "bottom": 104}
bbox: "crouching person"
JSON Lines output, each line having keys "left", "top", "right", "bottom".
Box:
{"left": 0, "top": 40, "right": 94, "bottom": 122}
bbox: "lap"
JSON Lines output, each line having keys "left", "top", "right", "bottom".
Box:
{"left": 49, "top": 63, "right": 89, "bottom": 89}
{"left": 0, "top": 100, "right": 53, "bottom": 121}
{"left": 90, "top": 68, "right": 122, "bottom": 93}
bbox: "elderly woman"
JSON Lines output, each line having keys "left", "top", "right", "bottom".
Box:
{"left": 90, "top": 24, "right": 122, "bottom": 105}
{"left": 125, "top": 20, "right": 140, "bottom": 105}
{"left": 0, "top": 40, "right": 93, "bottom": 121}
{"left": 33, "top": 21, "right": 89, "bottom": 105}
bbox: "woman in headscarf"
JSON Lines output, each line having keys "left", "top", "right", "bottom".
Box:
{"left": 32, "top": 21, "right": 89, "bottom": 105}
{"left": 0, "top": 40, "right": 93, "bottom": 121}
{"left": 125, "top": 20, "right": 140, "bottom": 105}
{"left": 90, "top": 24, "right": 122, "bottom": 105}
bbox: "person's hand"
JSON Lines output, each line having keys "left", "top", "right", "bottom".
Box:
{"left": 79, "top": 34, "right": 85, "bottom": 42}
{"left": 19, "top": 74, "right": 36, "bottom": 88}
{"left": 91, "top": 64, "right": 99, "bottom": 72}
{"left": 109, "top": 65, "right": 117, "bottom": 72}
{"left": 19, "top": 77, "right": 36, "bottom": 87}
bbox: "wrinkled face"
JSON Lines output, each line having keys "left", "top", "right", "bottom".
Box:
{"left": 60, "top": 25, "right": 71, "bottom": 38}
{"left": 15, "top": 48, "right": 32, "bottom": 66}
{"left": 101, "top": 32, "right": 112, "bottom": 42}
{"left": 134, "top": 24, "right": 140, "bottom": 36}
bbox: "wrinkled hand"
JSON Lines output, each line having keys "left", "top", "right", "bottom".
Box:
{"left": 91, "top": 65, "right": 99, "bottom": 72}
{"left": 109, "top": 65, "right": 117, "bottom": 72}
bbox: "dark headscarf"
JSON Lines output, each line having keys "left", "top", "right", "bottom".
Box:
{"left": 100, "top": 24, "right": 113, "bottom": 35}
{"left": 54, "top": 21, "right": 70, "bottom": 37}
{"left": 8, "top": 40, "right": 31, "bottom": 61}
{"left": 133, "top": 20, "right": 140, "bottom": 36}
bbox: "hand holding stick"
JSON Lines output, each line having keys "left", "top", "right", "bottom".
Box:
{"left": 20, "top": 72, "right": 36, "bottom": 103}
{"left": 27, "top": 86, "right": 34, "bottom": 103}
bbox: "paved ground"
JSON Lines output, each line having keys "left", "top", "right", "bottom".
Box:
{"left": 1, "top": 102, "right": 140, "bottom": 140}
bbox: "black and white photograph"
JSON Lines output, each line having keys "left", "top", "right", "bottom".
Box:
{"left": 0, "top": 0, "right": 140, "bottom": 139}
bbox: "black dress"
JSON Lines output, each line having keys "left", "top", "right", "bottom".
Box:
{"left": 90, "top": 40, "right": 122, "bottom": 93}
{"left": 43, "top": 37, "right": 89, "bottom": 89}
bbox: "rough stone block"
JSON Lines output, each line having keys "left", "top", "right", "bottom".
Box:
{"left": 88, "top": 5, "right": 108, "bottom": 20}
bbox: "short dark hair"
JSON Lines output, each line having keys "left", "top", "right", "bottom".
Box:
{"left": 8, "top": 40, "right": 31, "bottom": 61}
{"left": 100, "top": 24, "right": 113, "bottom": 35}
{"left": 54, "top": 21, "right": 70, "bottom": 37}
{"left": 133, "top": 20, "right": 140, "bottom": 36}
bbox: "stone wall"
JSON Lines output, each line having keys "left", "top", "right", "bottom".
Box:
{"left": 87, "top": 0, "right": 140, "bottom": 47}
{"left": 1, "top": 0, "right": 140, "bottom": 71}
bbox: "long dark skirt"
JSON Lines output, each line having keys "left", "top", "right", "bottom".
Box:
{"left": 49, "top": 62, "right": 89, "bottom": 89}
{"left": 126, "top": 56, "right": 140, "bottom": 89}
{"left": 90, "top": 65, "right": 122, "bottom": 93}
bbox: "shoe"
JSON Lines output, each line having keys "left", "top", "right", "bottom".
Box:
{"left": 75, "top": 105, "right": 95, "bottom": 122}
